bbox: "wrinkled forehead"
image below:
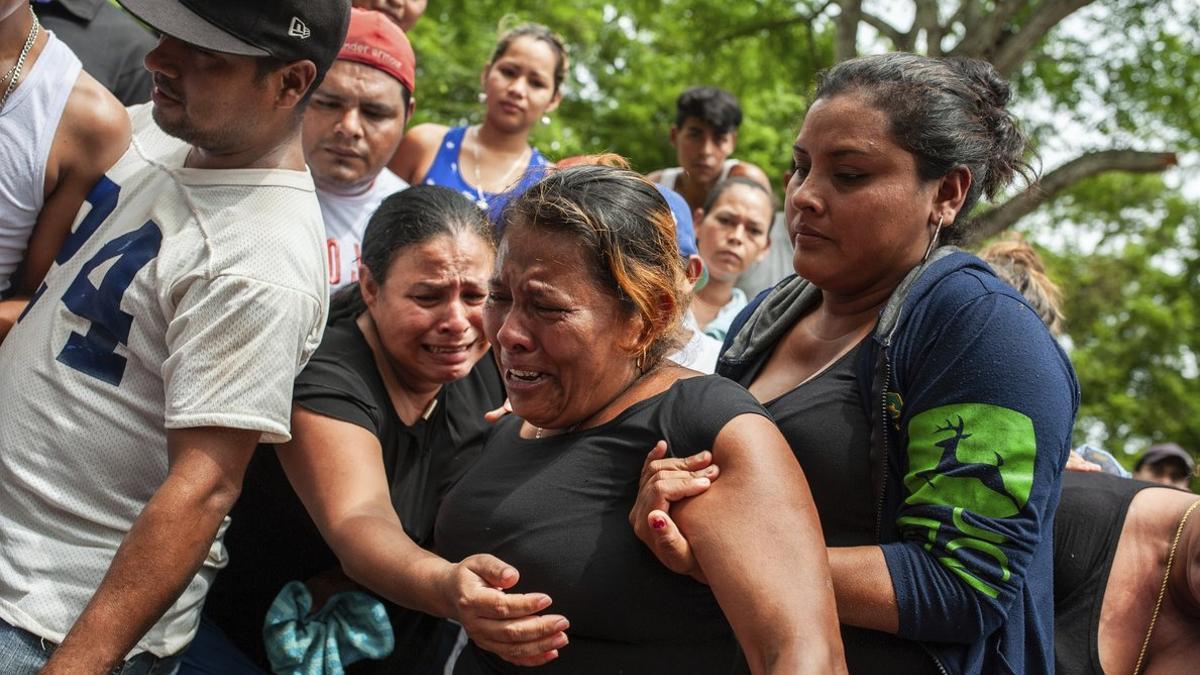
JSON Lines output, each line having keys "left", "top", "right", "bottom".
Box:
{"left": 494, "top": 223, "right": 607, "bottom": 291}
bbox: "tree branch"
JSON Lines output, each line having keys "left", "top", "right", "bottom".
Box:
{"left": 991, "top": 0, "right": 1096, "bottom": 77}
{"left": 714, "top": 1, "right": 833, "bottom": 43}
{"left": 860, "top": 10, "right": 912, "bottom": 51}
{"left": 967, "top": 150, "right": 1178, "bottom": 245}
{"left": 949, "top": 0, "right": 1025, "bottom": 61}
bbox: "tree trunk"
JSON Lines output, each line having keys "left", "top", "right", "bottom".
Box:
{"left": 834, "top": 0, "right": 862, "bottom": 62}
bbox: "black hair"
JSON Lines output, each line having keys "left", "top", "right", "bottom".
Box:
{"left": 497, "top": 165, "right": 685, "bottom": 368}
{"left": 700, "top": 176, "right": 777, "bottom": 225}
{"left": 814, "top": 53, "right": 1036, "bottom": 244}
{"left": 674, "top": 86, "right": 743, "bottom": 136}
{"left": 490, "top": 23, "right": 569, "bottom": 94}
{"left": 328, "top": 186, "right": 493, "bottom": 324}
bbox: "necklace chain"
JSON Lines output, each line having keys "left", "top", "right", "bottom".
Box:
{"left": 467, "top": 125, "right": 529, "bottom": 210}
{"left": 1, "top": 6, "right": 40, "bottom": 111}
{"left": 1133, "top": 498, "right": 1200, "bottom": 675}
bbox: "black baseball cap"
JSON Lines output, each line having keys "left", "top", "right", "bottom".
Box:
{"left": 118, "top": 0, "right": 351, "bottom": 75}
{"left": 1135, "top": 442, "right": 1196, "bottom": 473}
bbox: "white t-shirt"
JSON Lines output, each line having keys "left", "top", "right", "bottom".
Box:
{"left": 668, "top": 311, "right": 723, "bottom": 374}
{"left": 316, "top": 169, "right": 408, "bottom": 292}
{"left": 0, "top": 103, "right": 327, "bottom": 658}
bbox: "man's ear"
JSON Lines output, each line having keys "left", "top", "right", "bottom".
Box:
{"left": 277, "top": 60, "right": 318, "bottom": 110}
{"left": 405, "top": 95, "right": 417, "bottom": 127}
{"left": 669, "top": 125, "right": 680, "bottom": 148}
{"left": 684, "top": 255, "right": 704, "bottom": 284}
{"left": 933, "top": 165, "right": 972, "bottom": 227}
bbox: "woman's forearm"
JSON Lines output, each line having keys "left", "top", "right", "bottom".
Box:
{"left": 827, "top": 546, "right": 900, "bottom": 634}
{"left": 326, "top": 509, "right": 459, "bottom": 618}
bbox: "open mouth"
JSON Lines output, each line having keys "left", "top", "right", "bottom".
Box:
{"left": 506, "top": 368, "right": 547, "bottom": 384}
{"left": 425, "top": 344, "right": 472, "bottom": 354}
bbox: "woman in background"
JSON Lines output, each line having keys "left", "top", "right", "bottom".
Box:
{"left": 690, "top": 177, "right": 775, "bottom": 341}
{"left": 390, "top": 24, "right": 565, "bottom": 214}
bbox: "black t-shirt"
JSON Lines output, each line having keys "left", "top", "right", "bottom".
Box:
{"left": 1054, "top": 472, "right": 1159, "bottom": 675}
{"left": 436, "top": 375, "right": 767, "bottom": 674}
{"left": 204, "top": 317, "right": 505, "bottom": 673}
{"left": 736, "top": 337, "right": 941, "bottom": 675}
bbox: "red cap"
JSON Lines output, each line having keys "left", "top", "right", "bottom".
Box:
{"left": 337, "top": 8, "right": 415, "bottom": 93}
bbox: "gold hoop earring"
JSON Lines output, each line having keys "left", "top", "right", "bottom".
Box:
{"left": 635, "top": 350, "right": 646, "bottom": 373}
{"left": 921, "top": 216, "right": 944, "bottom": 263}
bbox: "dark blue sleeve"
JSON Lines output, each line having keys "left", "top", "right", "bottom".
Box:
{"left": 881, "top": 288, "right": 1078, "bottom": 643}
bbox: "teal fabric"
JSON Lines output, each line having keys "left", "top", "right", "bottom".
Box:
{"left": 263, "top": 581, "right": 394, "bottom": 675}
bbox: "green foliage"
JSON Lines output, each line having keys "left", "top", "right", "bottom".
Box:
{"left": 1035, "top": 172, "right": 1199, "bottom": 463}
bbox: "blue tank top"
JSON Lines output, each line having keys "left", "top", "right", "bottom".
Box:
{"left": 422, "top": 126, "right": 549, "bottom": 219}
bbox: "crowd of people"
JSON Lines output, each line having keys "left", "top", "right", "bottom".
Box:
{"left": 0, "top": 1, "right": 1195, "bottom": 674}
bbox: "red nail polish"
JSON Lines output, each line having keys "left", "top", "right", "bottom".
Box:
{"left": 651, "top": 517, "right": 666, "bottom": 530}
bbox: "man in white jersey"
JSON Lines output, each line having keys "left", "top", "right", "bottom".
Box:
{"left": 0, "top": 0, "right": 351, "bottom": 672}
{"left": 305, "top": 7, "right": 415, "bottom": 292}
{"left": 0, "top": 0, "right": 129, "bottom": 343}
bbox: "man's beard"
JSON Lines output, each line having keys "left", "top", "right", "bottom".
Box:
{"left": 151, "top": 104, "right": 230, "bottom": 153}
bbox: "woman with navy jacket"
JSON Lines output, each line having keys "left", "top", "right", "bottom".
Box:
{"left": 632, "top": 53, "right": 1078, "bottom": 675}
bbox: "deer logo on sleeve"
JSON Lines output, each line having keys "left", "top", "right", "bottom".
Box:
{"left": 898, "top": 403, "right": 1037, "bottom": 598}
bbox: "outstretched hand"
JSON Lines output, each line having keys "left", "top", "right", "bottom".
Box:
{"left": 628, "top": 441, "right": 718, "bottom": 583}
{"left": 444, "top": 554, "right": 569, "bottom": 667}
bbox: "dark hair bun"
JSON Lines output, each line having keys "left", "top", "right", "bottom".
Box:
{"left": 947, "top": 57, "right": 1028, "bottom": 199}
